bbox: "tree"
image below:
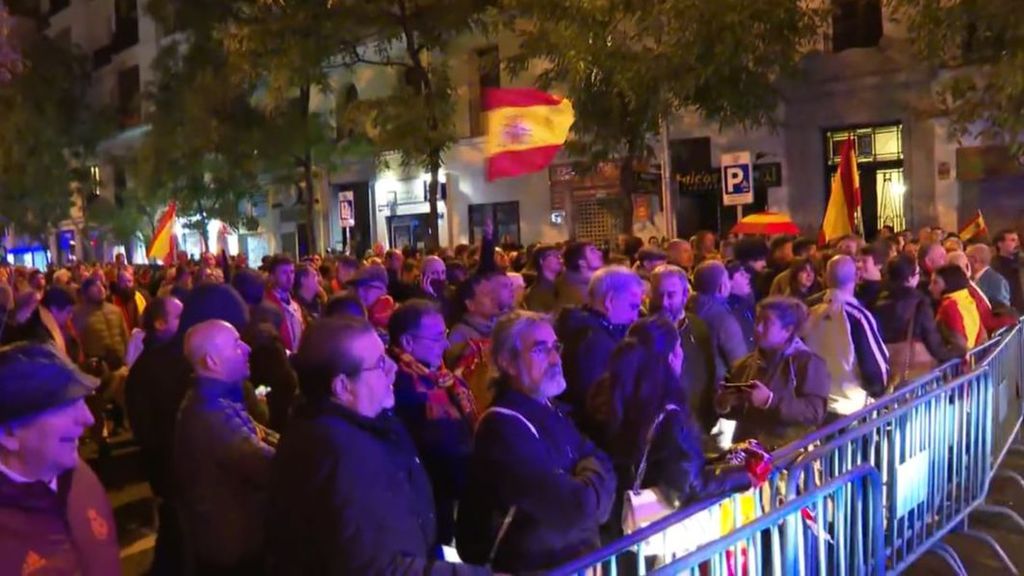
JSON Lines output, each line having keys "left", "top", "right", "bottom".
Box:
{"left": 220, "top": 0, "right": 351, "bottom": 255}
{"left": 0, "top": 23, "right": 110, "bottom": 245}
{"left": 138, "top": 0, "right": 279, "bottom": 254}
{"left": 888, "top": 0, "right": 1024, "bottom": 144}
{"left": 502, "top": 0, "right": 819, "bottom": 231}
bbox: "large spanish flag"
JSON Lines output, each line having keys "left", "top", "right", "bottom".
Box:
{"left": 147, "top": 201, "right": 177, "bottom": 265}
{"left": 959, "top": 209, "right": 988, "bottom": 241}
{"left": 819, "top": 136, "right": 862, "bottom": 245}
{"left": 484, "top": 88, "right": 575, "bottom": 181}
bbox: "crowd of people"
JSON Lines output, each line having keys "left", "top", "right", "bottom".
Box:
{"left": 0, "top": 218, "right": 1020, "bottom": 575}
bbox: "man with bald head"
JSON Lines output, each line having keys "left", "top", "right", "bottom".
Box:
{"left": 175, "top": 319, "right": 275, "bottom": 574}
{"left": 804, "top": 255, "right": 889, "bottom": 419}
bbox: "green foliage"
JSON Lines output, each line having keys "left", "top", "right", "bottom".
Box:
{"left": 0, "top": 32, "right": 111, "bottom": 240}
{"left": 888, "top": 0, "right": 1024, "bottom": 143}
{"left": 502, "top": 0, "right": 818, "bottom": 161}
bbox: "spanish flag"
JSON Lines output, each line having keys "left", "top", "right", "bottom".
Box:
{"left": 484, "top": 88, "right": 575, "bottom": 181}
{"left": 819, "top": 136, "right": 862, "bottom": 245}
{"left": 959, "top": 209, "right": 988, "bottom": 241}
{"left": 147, "top": 201, "right": 177, "bottom": 265}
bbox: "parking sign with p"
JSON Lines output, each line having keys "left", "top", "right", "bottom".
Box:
{"left": 721, "top": 151, "right": 753, "bottom": 206}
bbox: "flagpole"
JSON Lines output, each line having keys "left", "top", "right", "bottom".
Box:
{"left": 660, "top": 119, "right": 676, "bottom": 239}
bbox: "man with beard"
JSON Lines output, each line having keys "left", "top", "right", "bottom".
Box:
{"left": 649, "top": 265, "right": 717, "bottom": 433}
{"left": 992, "top": 229, "right": 1024, "bottom": 313}
{"left": 456, "top": 311, "right": 615, "bottom": 573}
{"left": 111, "top": 268, "right": 149, "bottom": 332}
{"left": 263, "top": 255, "right": 304, "bottom": 354}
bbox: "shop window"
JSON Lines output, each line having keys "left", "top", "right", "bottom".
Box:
{"left": 469, "top": 46, "right": 501, "bottom": 137}
{"left": 468, "top": 201, "right": 519, "bottom": 246}
{"left": 831, "top": 0, "right": 883, "bottom": 52}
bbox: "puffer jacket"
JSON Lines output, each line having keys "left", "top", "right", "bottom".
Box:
{"left": 0, "top": 460, "right": 121, "bottom": 576}
{"left": 555, "top": 306, "right": 629, "bottom": 419}
{"left": 724, "top": 338, "right": 830, "bottom": 450}
{"left": 174, "top": 376, "right": 275, "bottom": 569}
{"left": 72, "top": 302, "right": 129, "bottom": 368}
{"left": 687, "top": 293, "right": 752, "bottom": 386}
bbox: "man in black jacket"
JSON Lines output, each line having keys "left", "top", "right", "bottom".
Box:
{"left": 267, "top": 317, "right": 490, "bottom": 575}
{"left": 649, "top": 265, "right": 718, "bottom": 433}
{"left": 523, "top": 244, "right": 562, "bottom": 313}
{"left": 175, "top": 319, "right": 275, "bottom": 574}
{"left": 555, "top": 266, "right": 643, "bottom": 417}
{"left": 457, "top": 311, "right": 615, "bottom": 573}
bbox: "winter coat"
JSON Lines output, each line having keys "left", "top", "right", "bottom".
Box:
{"left": 727, "top": 294, "right": 756, "bottom": 353}
{"left": 555, "top": 306, "right": 629, "bottom": 418}
{"left": 872, "top": 285, "right": 965, "bottom": 376}
{"left": 174, "top": 376, "right": 275, "bottom": 569}
{"left": 523, "top": 275, "right": 559, "bottom": 313}
{"left": 123, "top": 337, "right": 191, "bottom": 499}
{"left": 72, "top": 301, "right": 129, "bottom": 369}
{"left": 241, "top": 311, "right": 298, "bottom": 433}
{"left": 724, "top": 339, "right": 830, "bottom": 449}
{"left": 687, "top": 293, "right": 752, "bottom": 386}
{"left": 975, "top": 267, "right": 1012, "bottom": 310}
{"left": 555, "top": 270, "right": 591, "bottom": 310}
{"left": 678, "top": 313, "right": 718, "bottom": 433}
{"left": 456, "top": 386, "right": 616, "bottom": 573}
{"left": 391, "top": 350, "right": 476, "bottom": 545}
{"left": 0, "top": 460, "right": 121, "bottom": 576}
{"left": 266, "top": 400, "right": 490, "bottom": 576}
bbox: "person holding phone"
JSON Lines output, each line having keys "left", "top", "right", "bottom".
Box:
{"left": 715, "top": 297, "right": 829, "bottom": 450}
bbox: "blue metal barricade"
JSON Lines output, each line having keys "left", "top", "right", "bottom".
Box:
{"left": 552, "top": 321, "right": 1024, "bottom": 575}
{"left": 649, "top": 465, "right": 884, "bottom": 576}
{"left": 782, "top": 368, "right": 994, "bottom": 572}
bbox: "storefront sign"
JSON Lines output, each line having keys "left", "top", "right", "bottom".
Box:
{"left": 677, "top": 163, "right": 783, "bottom": 193}
{"left": 338, "top": 190, "right": 355, "bottom": 228}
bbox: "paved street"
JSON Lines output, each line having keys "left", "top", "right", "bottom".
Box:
{"left": 82, "top": 433, "right": 156, "bottom": 576}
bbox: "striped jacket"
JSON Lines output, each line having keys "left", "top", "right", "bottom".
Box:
{"left": 804, "top": 290, "right": 890, "bottom": 416}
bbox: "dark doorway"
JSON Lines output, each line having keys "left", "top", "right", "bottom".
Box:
{"left": 387, "top": 214, "right": 431, "bottom": 251}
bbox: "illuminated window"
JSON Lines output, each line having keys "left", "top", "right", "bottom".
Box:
{"left": 827, "top": 124, "right": 902, "bottom": 165}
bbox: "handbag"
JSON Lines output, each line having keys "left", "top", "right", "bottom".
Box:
{"left": 887, "top": 300, "right": 935, "bottom": 390}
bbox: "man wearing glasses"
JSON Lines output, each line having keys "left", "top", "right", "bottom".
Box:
{"left": 387, "top": 299, "right": 476, "bottom": 546}
{"left": 268, "top": 317, "right": 492, "bottom": 575}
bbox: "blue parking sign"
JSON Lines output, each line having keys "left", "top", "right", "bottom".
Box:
{"left": 721, "top": 151, "right": 753, "bottom": 206}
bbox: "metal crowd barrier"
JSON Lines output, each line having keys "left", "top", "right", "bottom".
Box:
{"left": 651, "top": 465, "right": 884, "bottom": 576}
{"left": 552, "top": 321, "right": 1024, "bottom": 575}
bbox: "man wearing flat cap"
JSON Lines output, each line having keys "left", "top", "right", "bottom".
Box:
{"left": 0, "top": 343, "right": 120, "bottom": 575}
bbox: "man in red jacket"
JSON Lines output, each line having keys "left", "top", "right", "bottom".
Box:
{"left": 0, "top": 343, "right": 121, "bottom": 576}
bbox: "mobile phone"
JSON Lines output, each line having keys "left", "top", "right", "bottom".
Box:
{"left": 255, "top": 385, "right": 271, "bottom": 398}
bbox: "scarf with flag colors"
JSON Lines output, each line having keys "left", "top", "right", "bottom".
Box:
{"left": 819, "top": 135, "right": 861, "bottom": 245}
{"left": 484, "top": 88, "right": 575, "bottom": 181}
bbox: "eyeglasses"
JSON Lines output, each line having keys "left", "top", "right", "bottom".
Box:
{"left": 530, "top": 341, "right": 563, "bottom": 358}
{"left": 410, "top": 332, "right": 447, "bottom": 344}
{"left": 356, "top": 354, "right": 389, "bottom": 374}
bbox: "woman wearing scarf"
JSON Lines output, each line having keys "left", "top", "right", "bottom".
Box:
{"left": 930, "top": 264, "right": 987, "bottom": 350}
{"left": 715, "top": 297, "right": 830, "bottom": 450}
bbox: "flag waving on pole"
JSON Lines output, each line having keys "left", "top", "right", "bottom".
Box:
{"left": 819, "top": 136, "right": 862, "bottom": 245}
{"left": 484, "top": 88, "right": 575, "bottom": 181}
{"left": 959, "top": 209, "right": 988, "bottom": 241}
{"left": 147, "top": 202, "right": 177, "bottom": 265}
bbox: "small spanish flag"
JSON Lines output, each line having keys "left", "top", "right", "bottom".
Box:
{"left": 147, "top": 202, "right": 177, "bottom": 265}
{"left": 819, "top": 136, "right": 862, "bottom": 245}
{"left": 484, "top": 88, "right": 575, "bottom": 181}
{"left": 959, "top": 209, "right": 988, "bottom": 241}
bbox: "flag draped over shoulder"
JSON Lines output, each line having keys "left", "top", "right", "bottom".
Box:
{"left": 147, "top": 202, "right": 177, "bottom": 265}
{"left": 820, "top": 136, "right": 861, "bottom": 245}
{"left": 959, "top": 209, "right": 988, "bottom": 241}
{"left": 484, "top": 88, "right": 575, "bottom": 181}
